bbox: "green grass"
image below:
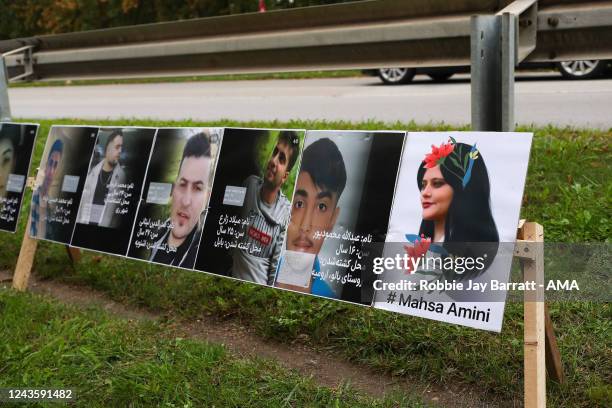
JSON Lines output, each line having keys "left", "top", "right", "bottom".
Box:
{"left": 0, "top": 289, "right": 426, "bottom": 407}
{"left": 9, "top": 70, "right": 363, "bottom": 88}
{"left": 1, "top": 119, "right": 610, "bottom": 407}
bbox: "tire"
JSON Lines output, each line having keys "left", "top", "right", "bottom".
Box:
{"left": 557, "top": 60, "right": 607, "bottom": 79}
{"left": 377, "top": 68, "right": 416, "bottom": 85}
{"left": 427, "top": 72, "right": 454, "bottom": 82}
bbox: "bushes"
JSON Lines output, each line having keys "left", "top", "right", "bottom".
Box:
{"left": 0, "top": 0, "right": 355, "bottom": 40}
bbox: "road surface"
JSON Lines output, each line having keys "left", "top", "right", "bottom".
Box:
{"left": 8, "top": 73, "right": 612, "bottom": 129}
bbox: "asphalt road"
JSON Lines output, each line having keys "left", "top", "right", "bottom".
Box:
{"left": 8, "top": 73, "right": 612, "bottom": 129}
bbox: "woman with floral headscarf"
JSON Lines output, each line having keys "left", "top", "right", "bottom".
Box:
{"left": 406, "top": 138, "right": 499, "bottom": 280}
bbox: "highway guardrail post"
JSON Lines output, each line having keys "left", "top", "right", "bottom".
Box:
{"left": 470, "top": 13, "right": 517, "bottom": 132}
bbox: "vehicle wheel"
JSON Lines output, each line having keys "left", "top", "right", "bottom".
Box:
{"left": 377, "top": 68, "right": 416, "bottom": 85}
{"left": 557, "top": 60, "right": 607, "bottom": 79}
{"left": 427, "top": 72, "right": 454, "bottom": 82}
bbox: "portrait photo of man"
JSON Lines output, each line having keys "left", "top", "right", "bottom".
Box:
{"left": 77, "top": 129, "right": 126, "bottom": 228}
{"left": 275, "top": 137, "right": 346, "bottom": 297}
{"left": 0, "top": 126, "right": 19, "bottom": 200}
{"left": 29, "top": 126, "right": 99, "bottom": 244}
{"left": 194, "top": 128, "right": 304, "bottom": 284}
{"left": 275, "top": 130, "right": 405, "bottom": 305}
{"left": 0, "top": 122, "right": 38, "bottom": 233}
{"left": 148, "top": 132, "right": 213, "bottom": 268}
{"left": 30, "top": 138, "right": 64, "bottom": 239}
{"left": 71, "top": 127, "right": 156, "bottom": 255}
{"left": 230, "top": 130, "right": 301, "bottom": 285}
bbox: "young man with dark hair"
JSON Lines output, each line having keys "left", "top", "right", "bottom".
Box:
{"left": 150, "top": 132, "right": 212, "bottom": 268}
{"left": 231, "top": 130, "right": 300, "bottom": 285}
{"left": 30, "top": 138, "right": 64, "bottom": 238}
{"left": 77, "top": 130, "right": 126, "bottom": 227}
{"left": 276, "top": 137, "right": 347, "bottom": 296}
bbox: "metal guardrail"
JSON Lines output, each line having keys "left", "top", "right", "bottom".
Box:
{"left": 1, "top": 0, "right": 611, "bottom": 81}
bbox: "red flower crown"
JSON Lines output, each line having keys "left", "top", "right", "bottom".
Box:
{"left": 422, "top": 137, "right": 480, "bottom": 188}
{"left": 423, "top": 141, "right": 454, "bottom": 169}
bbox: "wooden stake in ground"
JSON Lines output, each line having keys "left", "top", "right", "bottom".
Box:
{"left": 545, "top": 303, "right": 564, "bottom": 384}
{"left": 517, "top": 221, "right": 546, "bottom": 408}
{"left": 12, "top": 223, "right": 80, "bottom": 292}
{"left": 12, "top": 213, "right": 38, "bottom": 292}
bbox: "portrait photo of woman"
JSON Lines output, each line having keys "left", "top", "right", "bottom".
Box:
{"left": 411, "top": 138, "right": 499, "bottom": 281}
{"left": 375, "top": 131, "right": 533, "bottom": 332}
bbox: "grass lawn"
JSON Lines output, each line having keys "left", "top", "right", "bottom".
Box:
{"left": 0, "top": 289, "right": 425, "bottom": 407}
{"left": 1, "top": 119, "right": 610, "bottom": 407}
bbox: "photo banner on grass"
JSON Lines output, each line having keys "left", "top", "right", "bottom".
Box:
{"left": 0, "top": 122, "right": 39, "bottom": 233}
{"left": 70, "top": 127, "right": 157, "bottom": 256}
{"left": 24, "top": 125, "right": 534, "bottom": 333}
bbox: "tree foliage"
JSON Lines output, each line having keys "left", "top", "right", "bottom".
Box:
{"left": 0, "top": 0, "right": 356, "bottom": 40}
